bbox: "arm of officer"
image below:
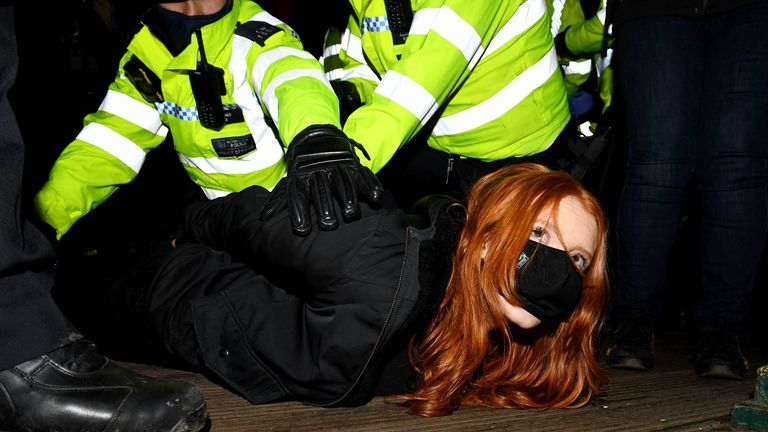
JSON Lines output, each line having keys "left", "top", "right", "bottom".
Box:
{"left": 34, "top": 52, "right": 168, "bottom": 239}
{"left": 239, "top": 11, "right": 381, "bottom": 235}
{"left": 342, "top": 0, "right": 502, "bottom": 173}
{"left": 555, "top": 4, "right": 607, "bottom": 59}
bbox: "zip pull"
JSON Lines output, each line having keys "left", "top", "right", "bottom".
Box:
{"left": 445, "top": 154, "right": 455, "bottom": 185}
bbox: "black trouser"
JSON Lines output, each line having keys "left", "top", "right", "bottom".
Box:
{"left": 377, "top": 129, "right": 572, "bottom": 210}
{"left": 0, "top": 6, "right": 73, "bottom": 370}
{"left": 57, "top": 186, "right": 423, "bottom": 406}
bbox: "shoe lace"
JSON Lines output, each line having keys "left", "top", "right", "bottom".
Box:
{"left": 47, "top": 339, "right": 107, "bottom": 372}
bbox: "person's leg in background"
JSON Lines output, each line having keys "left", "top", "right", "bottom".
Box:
{"left": 0, "top": 1, "right": 73, "bottom": 378}
{"left": 607, "top": 16, "right": 705, "bottom": 371}
{"left": 694, "top": 1, "right": 768, "bottom": 379}
{"left": 0, "top": 5, "right": 207, "bottom": 431}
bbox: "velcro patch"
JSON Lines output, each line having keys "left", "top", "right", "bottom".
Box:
{"left": 211, "top": 134, "right": 257, "bottom": 158}
{"left": 223, "top": 107, "right": 245, "bottom": 125}
{"left": 235, "top": 21, "right": 282, "bottom": 46}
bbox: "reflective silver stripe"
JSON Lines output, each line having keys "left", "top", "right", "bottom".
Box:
{"left": 98, "top": 90, "right": 168, "bottom": 136}
{"left": 433, "top": 47, "right": 558, "bottom": 136}
{"left": 375, "top": 70, "right": 438, "bottom": 125}
{"left": 228, "top": 32, "right": 284, "bottom": 172}
{"left": 410, "top": 7, "right": 481, "bottom": 62}
{"left": 579, "top": 121, "right": 594, "bottom": 137}
{"left": 596, "top": 48, "right": 613, "bottom": 77}
{"left": 323, "top": 43, "right": 342, "bottom": 59}
{"left": 261, "top": 68, "right": 331, "bottom": 125}
{"left": 409, "top": 8, "right": 437, "bottom": 34}
{"left": 468, "top": 47, "right": 485, "bottom": 70}
{"left": 252, "top": 47, "right": 318, "bottom": 97}
{"left": 77, "top": 123, "right": 146, "bottom": 173}
{"left": 551, "top": 0, "right": 566, "bottom": 37}
{"left": 326, "top": 64, "right": 381, "bottom": 82}
{"left": 178, "top": 151, "right": 280, "bottom": 175}
{"left": 487, "top": 0, "right": 547, "bottom": 57}
{"left": 341, "top": 28, "right": 366, "bottom": 64}
{"left": 198, "top": 171, "right": 284, "bottom": 199}
{"left": 200, "top": 187, "right": 231, "bottom": 199}
{"left": 564, "top": 58, "right": 592, "bottom": 75}
{"left": 597, "top": 7, "right": 607, "bottom": 25}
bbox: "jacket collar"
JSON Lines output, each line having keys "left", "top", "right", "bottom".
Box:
{"left": 132, "top": 0, "right": 240, "bottom": 71}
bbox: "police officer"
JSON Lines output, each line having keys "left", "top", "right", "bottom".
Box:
{"left": 550, "top": 0, "right": 614, "bottom": 128}
{"left": 35, "top": 0, "right": 381, "bottom": 238}
{"left": 549, "top": 0, "right": 616, "bottom": 183}
{"left": 321, "top": 0, "right": 572, "bottom": 209}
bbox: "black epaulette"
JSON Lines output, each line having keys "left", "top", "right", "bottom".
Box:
{"left": 123, "top": 56, "right": 164, "bottom": 103}
{"left": 235, "top": 21, "right": 283, "bottom": 47}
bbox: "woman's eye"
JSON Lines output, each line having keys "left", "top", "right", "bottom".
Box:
{"left": 530, "top": 226, "right": 546, "bottom": 242}
{"left": 571, "top": 254, "right": 590, "bottom": 272}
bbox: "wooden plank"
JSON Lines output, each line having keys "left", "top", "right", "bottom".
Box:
{"left": 117, "top": 332, "right": 766, "bottom": 432}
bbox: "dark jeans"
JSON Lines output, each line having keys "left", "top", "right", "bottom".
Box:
{"left": 0, "top": 6, "right": 73, "bottom": 370}
{"left": 613, "top": 2, "right": 768, "bottom": 331}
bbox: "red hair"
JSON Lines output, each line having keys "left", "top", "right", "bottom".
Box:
{"left": 402, "top": 163, "right": 609, "bottom": 416}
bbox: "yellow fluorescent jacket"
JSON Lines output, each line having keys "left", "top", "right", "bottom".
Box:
{"left": 35, "top": 0, "right": 340, "bottom": 238}
{"left": 323, "top": 0, "right": 572, "bottom": 173}
{"left": 549, "top": 0, "right": 614, "bottom": 111}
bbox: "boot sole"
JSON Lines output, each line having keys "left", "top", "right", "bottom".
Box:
{"left": 608, "top": 357, "right": 653, "bottom": 371}
{"left": 697, "top": 365, "right": 745, "bottom": 381}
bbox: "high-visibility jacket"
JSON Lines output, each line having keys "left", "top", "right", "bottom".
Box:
{"left": 549, "top": 0, "right": 614, "bottom": 116}
{"left": 322, "top": 0, "right": 571, "bottom": 173}
{"left": 35, "top": 0, "right": 340, "bottom": 238}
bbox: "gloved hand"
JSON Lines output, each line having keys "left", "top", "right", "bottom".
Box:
{"left": 260, "top": 125, "right": 383, "bottom": 236}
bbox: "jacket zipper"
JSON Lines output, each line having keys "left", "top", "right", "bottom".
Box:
{"left": 317, "top": 228, "right": 411, "bottom": 407}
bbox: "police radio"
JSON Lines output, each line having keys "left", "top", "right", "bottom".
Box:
{"left": 190, "top": 29, "right": 226, "bottom": 130}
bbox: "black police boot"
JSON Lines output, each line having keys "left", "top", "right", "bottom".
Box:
{"left": 606, "top": 319, "right": 655, "bottom": 371}
{"left": 0, "top": 338, "right": 207, "bottom": 432}
{"left": 696, "top": 325, "right": 749, "bottom": 380}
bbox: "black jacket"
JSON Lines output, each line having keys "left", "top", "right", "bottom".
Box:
{"left": 162, "top": 187, "right": 461, "bottom": 406}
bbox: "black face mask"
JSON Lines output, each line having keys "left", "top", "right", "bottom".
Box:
{"left": 515, "top": 240, "right": 583, "bottom": 321}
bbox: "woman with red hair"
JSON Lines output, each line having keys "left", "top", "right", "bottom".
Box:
{"left": 56, "top": 163, "right": 609, "bottom": 415}
{"left": 403, "top": 163, "right": 608, "bottom": 416}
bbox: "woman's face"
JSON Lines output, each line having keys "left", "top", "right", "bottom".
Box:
{"left": 499, "top": 196, "right": 598, "bottom": 329}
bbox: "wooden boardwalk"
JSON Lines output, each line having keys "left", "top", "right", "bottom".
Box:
{"left": 119, "top": 329, "right": 766, "bottom": 432}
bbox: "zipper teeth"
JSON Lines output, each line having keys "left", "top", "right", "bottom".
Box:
{"left": 317, "top": 227, "right": 412, "bottom": 407}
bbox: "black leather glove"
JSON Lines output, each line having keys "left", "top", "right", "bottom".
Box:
{"left": 260, "top": 125, "right": 383, "bottom": 236}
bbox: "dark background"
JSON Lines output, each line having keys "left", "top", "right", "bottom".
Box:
{"left": 10, "top": 0, "right": 766, "bottom": 336}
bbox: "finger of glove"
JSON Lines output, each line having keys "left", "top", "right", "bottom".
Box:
{"left": 331, "top": 164, "right": 360, "bottom": 221}
{"left": 259, "top": 180, "right": 288, "bottom": 221}
{"left": 309, "top": 171, "right": 339, "bottom": 231}
{"left": 355, "top": 166, "right": 384, "bottom": 204}
{"left": 287, "top": 178, "right": 313, "bottom": 236}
